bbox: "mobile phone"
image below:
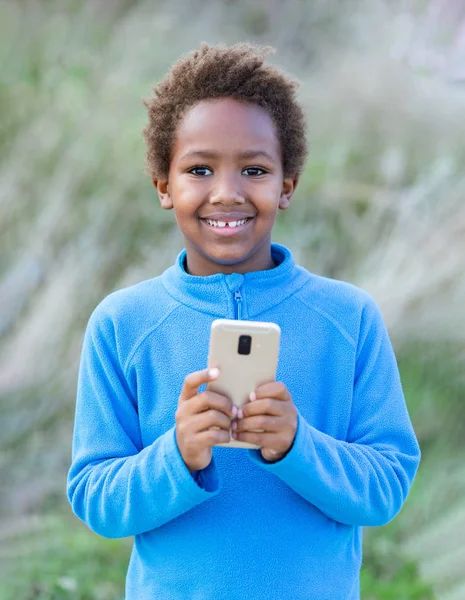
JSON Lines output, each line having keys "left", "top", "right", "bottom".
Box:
{"left": 206, "top": 319, "right": 281, "bottom": 449}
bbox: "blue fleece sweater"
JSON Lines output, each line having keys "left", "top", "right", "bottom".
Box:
{"left": 67, "top": 243, "right": 420, "bottom": 600}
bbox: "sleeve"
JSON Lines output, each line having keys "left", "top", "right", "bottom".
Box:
{"left": 66, "top": 304, "right": 220, "bottom": 539}
{"left": 247, "top": 295, "right": 421, "bottom": 527}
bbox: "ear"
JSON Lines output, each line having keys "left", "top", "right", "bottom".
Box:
{"left": 152, "top": 176, "right": 173, "bottom": 210}
{"left": 278, "top": 174, "right": 299, "bottom": 210}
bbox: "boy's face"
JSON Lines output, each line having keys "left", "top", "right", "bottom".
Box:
{"left": 153, "top": 97, "right": 298, "bottom": 276}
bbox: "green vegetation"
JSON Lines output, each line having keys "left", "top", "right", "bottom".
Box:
{"left": 0, "top": 511, "right": 435, "bottom": 600}
{"left": 361, "top": 562, "right": 435, "bottom": 600}
{"left": 0, "top": 515, "right": 129, "bottom": 600}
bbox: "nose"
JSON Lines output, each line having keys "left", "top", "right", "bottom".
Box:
{"left": 208, "top": 173, "right": 245, "bottom": 206}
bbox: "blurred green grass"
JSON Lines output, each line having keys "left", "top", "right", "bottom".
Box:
{"left": 0, "top": 512, "right": 435, "bottom": 600}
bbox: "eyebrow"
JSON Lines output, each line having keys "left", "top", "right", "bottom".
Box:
{"left": 179, "top": 150, "right": 276, "bottom": 162}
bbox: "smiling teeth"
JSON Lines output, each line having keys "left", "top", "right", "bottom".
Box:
{"left": 205, "top": 218, "right": 249, "bottom": 228}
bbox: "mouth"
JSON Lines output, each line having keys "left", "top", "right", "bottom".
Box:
{"left": 199, "top": 217, "right": 254, "bottom": 236}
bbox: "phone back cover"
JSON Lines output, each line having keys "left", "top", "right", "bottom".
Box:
{"left": 207, "top": 319, "right": 280, "bottom": 449}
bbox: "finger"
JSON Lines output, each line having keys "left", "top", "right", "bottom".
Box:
{"left": 253, "top": 381, "right": 290, "bottom": 402}
{"left": 198, "top": 428, "right": 232, "bottom": 446}
{"left": 193, "top": 391, "right": 236, "bottom": 419}
{"left": 232, "top": 431, "right": 279, "bottom": 447}
{"left": 235, "top": 415, "right": 281, "bottom": 434}
{"left": 241, "top": 398, "right": 283, "bottom": 419}
{"left": 179, "top": 368, "right": 220, "bottom": 402}
{"left": 190, "top": 409, "right": 232, "bottom": 433}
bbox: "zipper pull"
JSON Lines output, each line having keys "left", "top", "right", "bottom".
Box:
{"left": 234, "top": 290, "right": 243, "bottom": 320}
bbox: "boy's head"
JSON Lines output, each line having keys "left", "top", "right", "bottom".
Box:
{"left": 143, "top": 42, "right": 308, "bottom": 276}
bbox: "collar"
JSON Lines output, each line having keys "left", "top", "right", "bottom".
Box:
{"left": 161, "top": 243, "right": 310, "bottom": 319}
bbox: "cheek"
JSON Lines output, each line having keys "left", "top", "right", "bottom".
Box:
{"left": 176, "top": 177, "right": 208, "bottom": 198}
{"left": 257, "top": 188, "right": 282, "bottom": 214}
{"left": 253, "top": 178, "right": 282, "bottom": 202}
{"left": 171, "top": 185, "right": 200, "bottom": 211}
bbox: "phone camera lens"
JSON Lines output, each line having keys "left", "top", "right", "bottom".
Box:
{"left": 238, "top": 335, "right": 252, "bottom": 355}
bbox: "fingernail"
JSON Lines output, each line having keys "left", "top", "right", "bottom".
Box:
{"left": 249, "top": 392, "right": 256, "bottom": 401}
{"left": 232, "top": 431, "right": 237, "bottom": 439}
{"left": 209, "top": 368, "right": 220, "bottom": 379}
{"left": 231, "top": 405, "right": 238, "bottom": 418}
{"left": 231, "top": 421, "right": 237, "bottom": 431}
{"left": 237, "top": 408, "right": 243, "bottom": 419}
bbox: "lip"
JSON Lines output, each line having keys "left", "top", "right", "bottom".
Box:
{"left": 199, "top": 216, "right": 254, "bottom": 236}
{"left": 199, "top": 212, "right": 255, "bottom": 222}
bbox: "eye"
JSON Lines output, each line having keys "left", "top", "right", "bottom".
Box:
{"left": 188, "top": 166, "right": 212, "bottom": 176}
{"left": 242, "top": 167, "right": 267, "bottom": 176}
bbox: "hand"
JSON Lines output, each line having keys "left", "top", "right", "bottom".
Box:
{"left": 175, "top": 368, "right": 236, "bottom": 473}
{"left": 232, "top": 381, "right": 297, "bottom": 462}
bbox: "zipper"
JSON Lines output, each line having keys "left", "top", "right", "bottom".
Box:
{"left": 234, "top": 290, "right": 243, "bottom": 320}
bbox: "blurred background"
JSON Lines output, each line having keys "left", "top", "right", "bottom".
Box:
{"left": 0, "top": 0, "right": 464, "bottom": 598}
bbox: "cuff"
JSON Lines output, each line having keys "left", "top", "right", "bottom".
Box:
{"left": 164, "top": 426, "right": 221, "bottom": 498}
{"left": 190, "top": 458, "right": 219, "bottom": 491}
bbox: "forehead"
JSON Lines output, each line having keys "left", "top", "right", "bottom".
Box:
{"left": 172, "top": 97, "right": 280, "bottom": 159}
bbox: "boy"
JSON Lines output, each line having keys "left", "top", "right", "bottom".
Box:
{"left": 67, "top": 43, "right": 421, "bottom": 599}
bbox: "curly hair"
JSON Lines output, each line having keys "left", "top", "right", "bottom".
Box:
{"left": 142, "top": 42, "right": 308, "bottom": 179}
